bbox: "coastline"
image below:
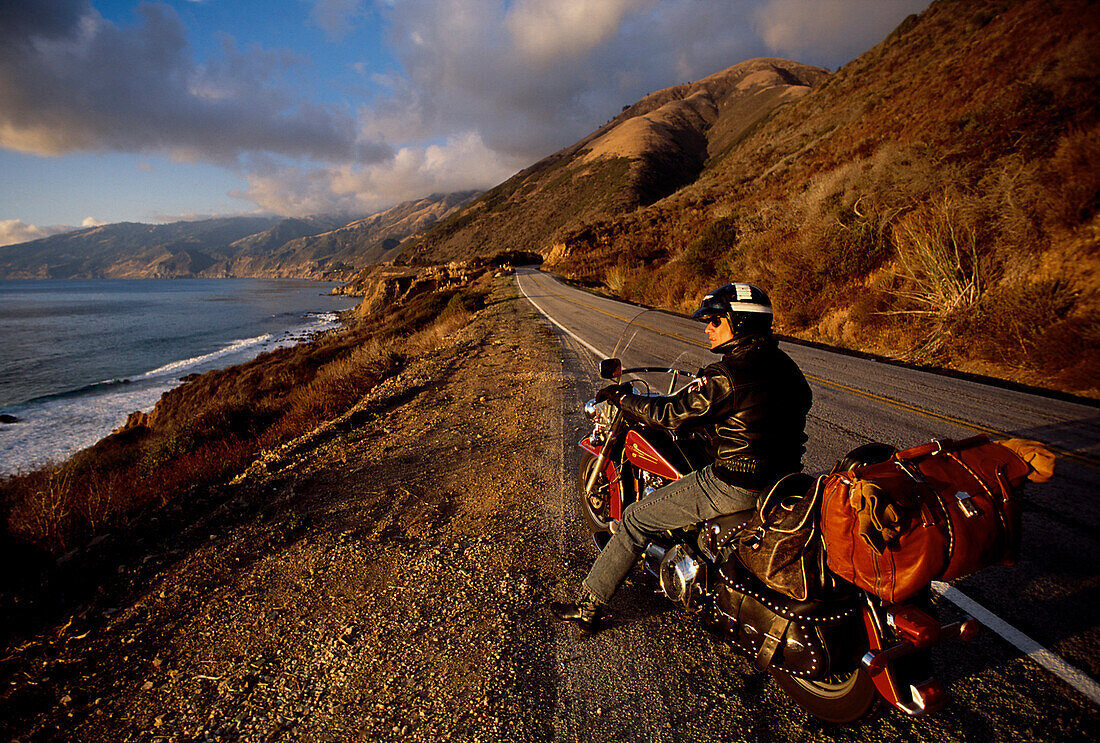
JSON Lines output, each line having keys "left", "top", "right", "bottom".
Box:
{"left": 0, "top": 278, "right": 359, "bottom": 475}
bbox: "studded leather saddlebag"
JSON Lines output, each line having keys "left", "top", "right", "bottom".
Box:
{"left": 820, "top": 435, "right": 1039, "bottom": 604}
{"left": 710, "top": 564, "right": 861, "bottom": 679}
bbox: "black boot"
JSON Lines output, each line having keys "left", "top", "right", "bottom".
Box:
{"left": 549, "top": 589, "right": 605, "bottom": 633}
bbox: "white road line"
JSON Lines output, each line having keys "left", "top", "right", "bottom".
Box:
{"left": 518, "top": 273, "right": 609, "bottom": 360}
{"left": 517, "top": 271, "right": 1100, "bottom": 708}
{"left": 932, "top": 582, "right": 1100, "bottom": 705}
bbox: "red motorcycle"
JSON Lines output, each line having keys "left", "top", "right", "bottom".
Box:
{"left": 575, "top": 311, "right": 981, "bottom": 723}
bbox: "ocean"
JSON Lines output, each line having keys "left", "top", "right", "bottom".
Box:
{"left": 0, "top": 279, "right": 360, "bottom": 475}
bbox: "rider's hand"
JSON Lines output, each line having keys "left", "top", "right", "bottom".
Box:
{"left": 596, "top": 382, "right": 632, "bottom": 406}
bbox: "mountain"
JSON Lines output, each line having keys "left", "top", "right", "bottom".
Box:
{"left": 0, "top": 193, "right": 478, "bottom": 280}
{"left": 0, "top": 217, "right": 283, "bottom": 279}
{"left": 399, "top": 0, "right": 1100, "bottom": 396}
{"left": 397, "top": 58, "right": 828, "bottom": 265}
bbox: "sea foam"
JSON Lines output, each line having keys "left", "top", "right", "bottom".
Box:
{"left": 0, "top": 310, "right": 344, "bottom": 475}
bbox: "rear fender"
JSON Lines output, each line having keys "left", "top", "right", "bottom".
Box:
{"left": 861, "top": 604, "right": 950, "bottom": 716}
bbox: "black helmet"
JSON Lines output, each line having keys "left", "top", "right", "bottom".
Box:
{"left": 692, "top": 283, "right": 773, "bottom": 339}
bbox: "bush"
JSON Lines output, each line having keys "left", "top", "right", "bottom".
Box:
{"left": 683, "top": 217, "right": 738, "bottom": 274}
{"left": 886, "top": 192, "right": 985, "bottom": 317}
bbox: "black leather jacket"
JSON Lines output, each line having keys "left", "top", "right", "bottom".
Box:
{"left": 618, "top": 334, "right": 812, "bottom": 490}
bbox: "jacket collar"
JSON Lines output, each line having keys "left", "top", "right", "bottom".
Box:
{"left": 716, "top": 333, "right": 775, "bottom": 360}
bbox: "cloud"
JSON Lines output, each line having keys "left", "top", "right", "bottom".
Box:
{"left": 753, "top": 0, "right": 929, "bottom": 66}
{"left": 238, "top": 131, "right": 524, "bottom": 216}
{"left": 0, "top": 220, "right": 76, "bottom": 247}
{"left": 0, "top": 0, "right": 383, "bottom": 164}
{"left": 81, "top": 216, "right": 107, "bottom": 227}
{"left": 0, "top": 0, "right": 931, "bottom": 220}
{"left": 309, "top": 0, "right": 368, "bottom": 39}
{"left": 506, "top": 0, "right": 650, "bottom": 61}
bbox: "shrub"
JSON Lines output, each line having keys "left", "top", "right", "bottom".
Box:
{"left": 683, "top": 217, "right": 738, "bottom": 273}
{"left": 885, "top": 193, "right": 985, "bottom": 317}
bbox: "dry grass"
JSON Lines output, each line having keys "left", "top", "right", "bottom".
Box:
{"left": 0, "top": 273, "right": 490, "bottom": 554}
{"left": 885, "top": 193, "right": 984, "bottom": 317}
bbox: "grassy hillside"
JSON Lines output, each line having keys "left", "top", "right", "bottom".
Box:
{"left": 409, "top": 0, "right": 1100, "bottom": 396}
{"left": 398, "top": 58, "right": 827, "bottom": 265}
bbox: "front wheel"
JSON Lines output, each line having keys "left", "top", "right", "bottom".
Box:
{"left": 578, "top": 451, "right": 615, "bottom": 543}
{"left": 771, "top": 666, "right": 880, "bottom": 724}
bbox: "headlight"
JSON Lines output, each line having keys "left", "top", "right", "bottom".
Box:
{"left": 583, "top": 398, "right": 601, "bottom": 420}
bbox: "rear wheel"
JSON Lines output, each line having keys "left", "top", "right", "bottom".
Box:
{"left": 578, "top": 451, "right": 615, "bottom": 544}
{"left": 771, "top": 666, "right": 880, "bottom": 724}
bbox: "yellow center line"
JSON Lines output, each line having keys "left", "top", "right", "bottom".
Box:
{"left": 524, "top": 272, "right": 1099, "bottom": 469}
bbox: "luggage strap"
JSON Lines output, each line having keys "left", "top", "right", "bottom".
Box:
{"left": 755, "top": 613, "right": 792, "bottom": 670}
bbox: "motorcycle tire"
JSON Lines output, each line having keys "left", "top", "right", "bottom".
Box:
{"left": 578, "top": 451, "right": 615, "bottom": 541}
{"left": 770, "top": 666, "right": 880, "bottom": 724}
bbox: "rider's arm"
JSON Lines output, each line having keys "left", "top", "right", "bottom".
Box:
{"left": 618, "top": 364, "right": 738, "bottom": 429}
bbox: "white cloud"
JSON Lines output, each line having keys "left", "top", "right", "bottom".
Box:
{"left": 0, "top": 220, "right": 75, "bottom": 247}
{"left": 506, "top": 0, "right": 652, "bottom": 61}
{"left": 309, "top": 0, "right": 368, "bottom": 39}
{"left": 238, "top": 132, "right": 524, "bottom": 216}
{"left": 81, "top": 216, "right": 107, "bottom": 227}
{"left": 754, "top": 0, "right": 928, "bottom": 67}
{"left": 0, "top": 1, "right": 380, "bottom": 164}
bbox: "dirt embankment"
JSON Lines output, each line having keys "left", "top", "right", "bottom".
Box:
{"left": 0, "top": 278, "right": 576, "bottom": 742}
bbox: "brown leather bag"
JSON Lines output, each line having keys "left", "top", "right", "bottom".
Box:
{"left": 736, "top": 473, "right": 824, "bottom": 601}
{"left": 820, "top": 435, "right": 1047, "bottom": 603}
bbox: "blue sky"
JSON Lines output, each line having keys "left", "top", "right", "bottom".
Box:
{"left": 0, "top": 0, "right": 930, "bottom": 245}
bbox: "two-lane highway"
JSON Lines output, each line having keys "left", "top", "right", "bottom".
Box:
{"left": 517, "top": 267, "right": 1100, "bottom": 733}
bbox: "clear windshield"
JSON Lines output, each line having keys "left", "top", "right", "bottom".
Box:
{"left": 605, "top": 310, "right": 713, "bottom": 396}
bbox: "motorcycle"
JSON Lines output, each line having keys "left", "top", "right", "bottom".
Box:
{"left": 575, "top": 311, "right": 980, "bottom": 723}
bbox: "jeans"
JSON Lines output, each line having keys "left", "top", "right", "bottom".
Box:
{"left": 582, "top": 464, "right": 760, "bottom": 604}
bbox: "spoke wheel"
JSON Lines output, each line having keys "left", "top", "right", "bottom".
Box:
{"left": 578, "top": 451, "right": 615, "bottom": 539}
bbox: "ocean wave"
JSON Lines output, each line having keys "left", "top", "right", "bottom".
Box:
{"left": 135, "top": 333, "right": 275, "bottom": 380}
{"left": 0, "top": 309, "right": 349, "bottom": 475}
{"left": 20, "top": 377, "right": 134, "bottom": 406}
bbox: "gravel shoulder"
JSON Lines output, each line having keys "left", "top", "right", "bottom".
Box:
{"left": 0, "top": 279, "right": 573, "bottom": 742}
{"left": 2, "top": 277, "right": 1097, "bottom": 743}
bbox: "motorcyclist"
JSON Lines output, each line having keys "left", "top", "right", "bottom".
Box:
{"left": 550, "top": 283, "right": 813, "bottom": 632}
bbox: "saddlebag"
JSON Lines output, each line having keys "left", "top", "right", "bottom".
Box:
{"left": 710, "top": 563, "right": 861, "bottom": 679}
{"left": 735, "top": 473, "right": 823, "bottom": 601}
{"left": 820, "top": 435, "right": 1050, "bottom": 603}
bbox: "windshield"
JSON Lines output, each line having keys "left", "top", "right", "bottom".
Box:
{"left": 605, "top": 310, "right": 714, "bottom": 396}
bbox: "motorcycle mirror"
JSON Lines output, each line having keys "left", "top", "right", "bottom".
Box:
{"left": 600, "top": 358, "right": 622, "bottom": 380}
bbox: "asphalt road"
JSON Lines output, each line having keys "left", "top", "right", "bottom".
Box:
{"left": 518, "top": 267, "right": 1100, "bottom": 740}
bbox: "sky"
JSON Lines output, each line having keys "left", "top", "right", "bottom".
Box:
{"left": 0, "top": 0, "right": 931, "bottom": 246}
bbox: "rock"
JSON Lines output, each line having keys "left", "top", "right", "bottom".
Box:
{"left": 0, "top": 414, "right": 19, "bottom": 424}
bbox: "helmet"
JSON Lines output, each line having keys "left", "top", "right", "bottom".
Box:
{"left": 692, "top": 283, "right": 773, "bottom": 339}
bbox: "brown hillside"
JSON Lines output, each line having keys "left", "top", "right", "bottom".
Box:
{"left": 398, "top": 58, "right": 827, "bottom": 265}
{"left": 542, "top": 0, "right": 1098, "bottom": 397}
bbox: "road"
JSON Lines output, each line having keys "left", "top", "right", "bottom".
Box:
{"left": 518, "top": 267, "right": 1100, "bottom": 740}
